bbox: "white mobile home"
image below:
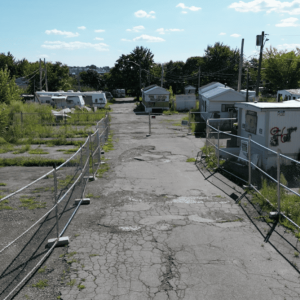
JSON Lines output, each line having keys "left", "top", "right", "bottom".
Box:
{"left": 198, "top": 82, "right": 225, "bottom": 95}
{"left": 142, "top": 85, "right": 170, "bottom": 113}
{"left": 239, "top": 90, "right": 256, "bottom": 101}
{"left": 277, "top": 89, "right": 300, "bottom": 102}
{"left": 176, "top": 95, "right": 196, "bottom": 111}
{"left": 235, "top": 100, "right": 300, "bottom": 169}
{"left": 82, "top": 93, "right": 107, "bottom": 108}
{"left": 184, "top": 85, "right": 196, "bottom": 95}
{"left": 201, "top": 87, "right": 246, "bottom": 121}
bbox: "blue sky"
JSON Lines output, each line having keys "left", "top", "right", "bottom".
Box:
{"left": 1, "top": 0, "right": 300, "bottom": 67}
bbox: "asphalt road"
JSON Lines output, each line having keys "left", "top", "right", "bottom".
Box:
{"left": 16, "top": 100, "right": 300, "bottom": 300}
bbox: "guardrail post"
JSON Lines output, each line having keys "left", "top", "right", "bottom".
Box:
{"left": 277, "top": 149, "right": 281, "bottom": 215}
{"left": 217, "top": 126, "right": 220, "bottom": 168}
{"left": 53, "top": 165, "right": 59, "bottom": 240}
{"left": 206, "top": 119, "right": 209, "bottom": 147}
{"left": 89, "top": 133, "right": 94, "bottom": 180}
{"left": 97, "top": 128, "right": 101, "bottom": 165}
{"left": 248, "top": 136, "right": 252, "bottom": 187}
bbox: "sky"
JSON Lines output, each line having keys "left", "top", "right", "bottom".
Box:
{"left": 1, "top": 0, "right": 300, "bottom": 67}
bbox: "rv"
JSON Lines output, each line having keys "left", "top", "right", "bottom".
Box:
{"left": 52, "top": 95, "right": 85, "bottom": 108}
{"left": 82, "top": 93, "right": 107, "bottom": 108}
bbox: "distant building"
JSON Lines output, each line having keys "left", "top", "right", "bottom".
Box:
{"left": 184, "top": 85, "right": 196, "bottom": 94}
{"left": 198, "top": 82, "right": 225, "bottom": 95}
{"left": 68, "top": 66, "right": 110, "bottom": 76}
{"left": 277, "top": 89, "right": 300, "bottom": 102}
{"left": 142, "top": 85, "right": 170, "bottom": 113}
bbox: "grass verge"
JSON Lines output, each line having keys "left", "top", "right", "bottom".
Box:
{"left": 0, "top": 157, "right": 65, "bottom": 167}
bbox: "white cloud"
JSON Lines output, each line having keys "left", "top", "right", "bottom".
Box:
{"left": 231, "top": 33, "right": 241, "bottom": 37}
{"left": 45, "top": 29, "right": 79, "bottom": 38}
{"left": 95, "top": 29, "right": 105, "bottom": 33}
{"left": 41, "top": 41, "right": 109, "bottom": 51}
{"left": 121, "top": 39, "right": 132, "bottom": 42}
{"left": 277, "top": 43, "right": 300, "bottom": 49}
{"left": 134, "top": 10, "right": 156, "bottom": 18}
{"left": 126, "top": 25, "right": 145, "bottom": 32}
{"left": 276, "top": 17, "right": 300, "bottom": 26}
{"left": 133, "top": 35, "right": 165, "bottom": 42}
{"left": 176, "top": 3, "right": 201, "bottom": 11}
{"left": 78, "top": 26, "right": 86, "bottom": 30}
{"left": 156, "top": 28, "right": 184, "bottom": 34}
{"left": 219, "top": 32, "right": 226, "bottom": 35}
{"left": 229, "top": 0, "right": 300, "bottom": 15}
{"left": 182, "top": 11, "right": 188, "bottom": 13}
{"left": 94, "top": 37, "right": 104, "bottom": 40}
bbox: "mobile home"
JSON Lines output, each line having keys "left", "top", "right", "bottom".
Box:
{"left": 142, "top": 85, "right": 170, "bottom": 113}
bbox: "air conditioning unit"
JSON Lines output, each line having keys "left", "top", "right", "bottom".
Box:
{"left": 256, "top": 35, "right": 262, "bottom": 46}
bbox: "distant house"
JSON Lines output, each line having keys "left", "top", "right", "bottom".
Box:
{"left": 201, "top": 87, "right": 246, "bottom": 121}
{"left": 184, "top": 85, "right": 196, "bottom": 94}
{"left": 142, "top": 85, "right": 170, "bottom": 113}
{"left": 239, "top": 90, "right": 256, "bottom": 101}
{"left": 198, "top": 82, "right": 225, "bottom": 95}
{"left": 277, "top": 89, "right": 300, "bottom": 102}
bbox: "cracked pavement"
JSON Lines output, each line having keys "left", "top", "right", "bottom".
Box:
{"left": 59, "top": 101, "right": 300, "bottom": 300}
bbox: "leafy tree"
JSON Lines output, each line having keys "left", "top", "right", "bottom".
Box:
{"left": 163, "top": 61, "right": 185, "bottom": 94}
{"left": 80, "top": 70, "right": 103, "bottom": 90}
{"left": 201, "top": 42, "right": 240, "bottom": 88}
{"left": 107, "top": 46, "right": 154, "bottom": 98}
{"left": 0, "top": 52, "right": 17, "bottom": 77}
{"left": 0, "top": 67, "right": 21, "bottom": 104}
{"left": 262, "top": 47, "right": 300, "bottom": 94}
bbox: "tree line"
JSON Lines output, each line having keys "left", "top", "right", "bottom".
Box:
{"left": 1, "top": 43, "right": 300, "bottom": 104}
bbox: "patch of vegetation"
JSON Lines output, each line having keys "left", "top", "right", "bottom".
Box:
{"left": 103, "top": 134, "right": 114, "bottom": 152}
{"left": 0, "top": 143, "right": 14, "bottom": 154}
{"left": 58, "top": 175, "right": 76, "bottom": 189}
{"left": 67, "top": 259, "right": 78, "bottom": 264}
{"left": 294, "top": 252, "right": 299, "bottom": 258}
{"left": 67, "top": 279, "right": 76, "bottom": 286}
{"left": 186, "top": 158, "right": 196, "bottom": 162}
{"left": 96, "top": 163, "right": 110, "bottom": 178}
{"left": 0, "top": 183, "right": 6, "bottom": 186}
{"left": 66, "top": 252, "right": 77, "bottom": 258}
{"left": 28, "top": 148, "right": 49, "bottom": 155}
{"left": 32, "top": 279, "right": 48, "bottom": 289}
{"left": 201, "top": 145, "right": 225, "bottom": 170}
{"left": 0, "top": 157, "right": 64, "bottom": 167}
{"left": 12, "top": 144, "right": 31, "bottom": 154}
{"left": 251, "top": 174, "right": 300, "bottom": 235}
{"left": 74, "top": 233, "right": 80, "bottom": 237}
{"left": 77, "top": 284, "right": 85, "bottom": 290}
{"left": 38, "top": 266, "right": 47, "bottom": 273}
{"left": 57, "top": 148, "right": 79, "bottom": 154}
{"left": 19, "top": 197, "right": 46, "bottom": 209}
{"left": 163, "top": 110, "right": 178, "bottom": 115}
{"left": 89, "top": 254, "right": 99, "bottom": 257}
{"left": 0, "top": 200, "right": 14, "bottom": 210}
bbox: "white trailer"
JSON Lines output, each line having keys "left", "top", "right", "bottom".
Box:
{"left": 82, "top": 93, "right": 107, "bottom": 108}
{"left": 175, "top": 95, "right": 196, "bottom": 111}
{"left": 52, "top": 95, "right": 85, "bottom": 108}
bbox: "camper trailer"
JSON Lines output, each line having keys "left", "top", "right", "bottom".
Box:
{"left": 51, "top": 95, "right": 85, "bottom": 108}
{"left": 83, "top": 93, "right": 107, "bottom": 108}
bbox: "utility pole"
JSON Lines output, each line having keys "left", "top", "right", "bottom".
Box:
{"left": 246, "top": 72, "right": 249, "bottom": 102}
{"left": 44, "top": 58, "right": 48, "bottom": 91}
{"left": 39, "top": 59, "right": 42, "bottom": 91}
{"left": 161, "top": 63, "right": 164, "bottom": 87}
{"left": 198, "top": 66, "right": 201, "bottom": 91}
{"left": 238, "top": 38, "right": 244, "bottom": 92}
{"left": 255, "top": 31, "right": 265, "bottom": 100}
{"left": 139, "top": 65, "right": 141, "bottom": 100}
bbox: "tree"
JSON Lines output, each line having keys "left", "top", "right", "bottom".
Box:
{"left": 262, "top": 47, "right": 300, "bottom": 94}
{"left": 107, "top": 46, "right": 154, "bottom": 98}
{"left": 80, "top": 70, "right": 103, "bottom": 90}
{"left": 0, "top": 67, "right": 21, "bottom": 104}
{"left": 163, "top": 61, "right": 185, "bottom": 94}
{"left": 201, "top": 42, "right": 240, "bottom": 88}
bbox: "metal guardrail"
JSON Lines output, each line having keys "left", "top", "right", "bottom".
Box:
{"left": 0, "top": 113, "right": 110, "bottom": 299}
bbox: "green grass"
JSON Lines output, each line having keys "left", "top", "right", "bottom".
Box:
{"left": 19, "top": 197, "right": 46, "bottom": 209}
{"left": 0, "top": 200, "right": 14, "bottom": 210}
{"left": 201, "top": 145, "right": 225, "bottom": 170}
{"left": 0, "top": 183, "right": 6, "bottom": 186}
{"left": 102, "top": 134, "right": 114, "bottom": 152}
{"left": 186, "top": 158, "right": 196, "bottom": 162}
{"left": 163, "top": 110, "right": 178, "bottom": 115}
{"left": 32, "top": 279, "right": 48, "bottom": 289}
{"left": 58, "top": 175, "right": 76, "bottom": 189}
{"left": 251, "top": 175, "right": 300, "bottom": 234}
{"left": 0, "top": 143, "right": 14, "bottom": 154}
{"left": 0, "top": 157, "right": 65, "bottom": 167}
{"left": 77, "top": 284, "right": 85, "bottom": 290}
{"left": 28, "top": 148, "right": 49, "bottom": 155}
{"left": 57, "top": 148, "right": 79, "bottom": 154}
{"left": 38, "top": 266, "right": 47, "bottom": 273}
{"left": 12, "top": 144, "right": 31, "bottom": 154}
{"left": 67, "top": 279, "right": 76, "bottom": 286}
{"left": 96, "top": 163, "right": 110, "bottom": 178}
{"left": 89, "top": 254, "right": 99, "bottom": 257}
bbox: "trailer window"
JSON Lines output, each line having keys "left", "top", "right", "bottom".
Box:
{"left": 221, "top": 104, "right": 235, "bottom": 112}
{"left": 245, "top": 110, "right": 257, "bottom": 134}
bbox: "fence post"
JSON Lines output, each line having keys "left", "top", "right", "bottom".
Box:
{"left": 147, "top": 112, "right": 151, "bottom": 137}
{"left": 217, "top": 126, "right": 220, "bottom": 169}
{"left": 89, "top": 133, "right": 94, "bottom": 178}
{"left": 188, "top": 110, "right": 191, "bottom": 135}
{"left": 248, "top": 136, "right": 252, "bottom": 187}
{"left": 277, "top": 149, "right": 281, "bottom": 215}
{"left": 206, "top": 119, "right": 209, "bottom": 147}
{"left": 53, "top": 165, "right": 59, "bottom": 240}
{"left": 97, "top": 128, "right": 101, "bottom": 165}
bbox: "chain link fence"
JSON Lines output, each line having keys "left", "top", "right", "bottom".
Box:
{"left": 204, "top": 121, "right": 300, "bottom": 240}
{"left": 0, "top": 114, "right": 109, "bottom": 299}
